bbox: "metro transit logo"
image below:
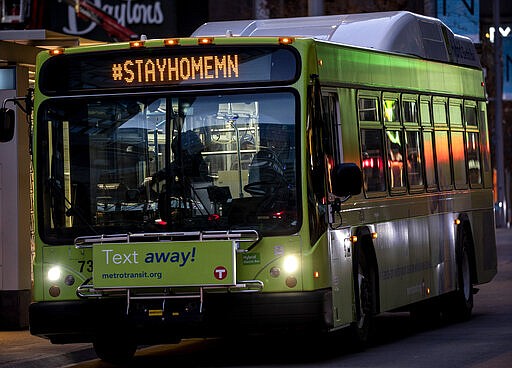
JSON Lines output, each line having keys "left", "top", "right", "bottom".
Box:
{"left": 214, "top": 266, "right": 228, "bottom": 280}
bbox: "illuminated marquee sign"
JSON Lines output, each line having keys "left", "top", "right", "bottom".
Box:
{"left": 39, "top": 46, "right": 298, "bottom": 94}
{"left": 112, "top": 54, "right": 239, "bottom": 85}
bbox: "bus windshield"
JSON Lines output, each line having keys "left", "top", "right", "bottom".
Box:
{"left": 38, "top": 91, "right": 298, "bottom": 244}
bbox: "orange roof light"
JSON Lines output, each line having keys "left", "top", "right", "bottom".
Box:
{"left": 198, "top": 37, "right": 214, "bottom": 45}
{"left": 279, "top": 37, "right": 294, "bottom": 45}
{"left": 164, "top": 38, "right": 180, "bottom": 46}
{"left": 49, "top": 48, "right": 65, "bottom": 56}
{"left": 130, "top": 40, "right": 145, "bottom": 48}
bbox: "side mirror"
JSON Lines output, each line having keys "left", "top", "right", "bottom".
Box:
{"left": 0, "top": 108, "right": 15, "bottom": 142}
{"left": 331, "top": 163, "right": 362, "bottom": 197}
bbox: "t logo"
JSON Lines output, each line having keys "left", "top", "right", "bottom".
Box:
{"left": 213, "top": 266, "right": 228, "bottom": 280}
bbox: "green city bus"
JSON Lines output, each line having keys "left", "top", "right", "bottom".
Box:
{"left": 27, "top": 11, "right": 497, "bottom": 363}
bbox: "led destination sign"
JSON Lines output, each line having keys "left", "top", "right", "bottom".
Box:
{"left": 112, "top": 54, "right": 240, "bottom": 85}
{"left": 39, "top": 46, "right": 298, "bottom": 94}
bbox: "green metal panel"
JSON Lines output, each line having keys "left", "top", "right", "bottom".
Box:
{"left": 315, "top": 42, "right": 485, "bottom": 99}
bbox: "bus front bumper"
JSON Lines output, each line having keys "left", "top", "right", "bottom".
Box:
{"left": 29, "top": 289, "right": 332, "bottom": 344}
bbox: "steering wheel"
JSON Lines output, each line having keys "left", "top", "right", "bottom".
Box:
{"left": 243, "top": 181, "right": 275, "bottom": 196}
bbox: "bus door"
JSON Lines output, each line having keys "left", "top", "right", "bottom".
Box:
{"left": 320, "top": 91, "right": 357, "bottom": 328}
{"left": 308, "top": 80, "right": 361, "bottom": 328}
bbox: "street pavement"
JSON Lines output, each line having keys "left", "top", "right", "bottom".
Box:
{"left": 0, "top": 330, "right": 95, "bottom": 368}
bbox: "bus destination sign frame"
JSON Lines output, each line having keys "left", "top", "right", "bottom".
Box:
{"left": 39, "top": 46, "right": 299, "bottom": 95}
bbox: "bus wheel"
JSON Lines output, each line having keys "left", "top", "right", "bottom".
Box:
{"left": 444, "top": 232, "right": 473, "bottom": 322}
{"left": 348, "top": 249, "right": 374, "bottom": 348}
{"left": 93, "top": 334, "right": 137, "bottom": 365}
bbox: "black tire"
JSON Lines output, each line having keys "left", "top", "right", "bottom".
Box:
{"left": 443, "top": 231, "right": 474, "bottom": 322}
{"left": 348, "top": 247, "right": 375, "bottom": 348}
{"left": 93, "top": 334, "right": 137, "bottom": 365}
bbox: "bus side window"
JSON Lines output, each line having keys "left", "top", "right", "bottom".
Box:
{"left": 466, "top": 132, "right": 482, "bottom": 186}
{"left": 451, "top": 131, "right": 467, "bottom": 189}
{"left": 434, "top": 130, "right": 453, "bottom": 191}
{"left": 420, "top": 100, "right": 431, "bottom": 126}
{"left": 403, "top": 100, "right": 418, "bottom": 123}
{"left": 432, "top": 100, "right": 452, "bottom": 191}
{"left": 383, "top": 99, "right": 400, "bottom": 123}
{"left": 423, "top": 131, "right": 438, "bottom": 191}
{"left": 464, "top": 104, "right": 482, "bottom": 187}
{"left": 322, "top": 93, "right": 341, "bottom": 162}
{"left": 478, "top": 103, "right": 492, "bottom": 188}
{"left": 385, "top": 129, "right": 406, "bottom": 192}
{"left": 360, "top": 129, "right": 386, "bottom": 193}
{"left": 433, "top": 100, "right": 447, "bottom": 126}
{"left": 358, "top": 98, "right": 379, "bottom": 121}
{"left": 405, "top": 130, "right": 424, "bottom": 190}
{"left": 464, "top": 105, "right": 478, "bottom": 127}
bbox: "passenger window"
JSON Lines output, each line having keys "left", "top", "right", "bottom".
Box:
{"left": 358, "top": 98, "right": 379, "bottom": 121}
{"left": 423, "top": 131, "right": 437, "bottom": 191}
{"left": 323, "top": 93, "right": 342, "bottom": 162}
{"left": 405, "top": 130, "right": 424, "bottom": 188}
{"left": 361, "top": 129, "right": 386, "bottom": 193}
{"left": 465, "top": 106, "right": 478, "bottom": 127}
{"left": 467, "top": 132, "right": 482, "bottom": 186}
{"left": 449, "top": 103, "right": 463, "bottom": 126}
{"left": 451, "top": 131, "right": 467, "bottom": 189}
{"left": 385, "top": 130, "right": 406, "bottom": 191}
{"left": 383, "top": 99, "right": 400, "bottom": 123}
{"left": 403, "top": 100, "right": 418, "bottom": 123}
{"left": 478, "top": 106, "right": 492, "bottom": 189}
{"left": 420, "top": 100, "right": 431, "bottom": 125}
{"left": 433, "top": 102, "right": 447, "bottom": 125}
{"left": 435, "top": 130, "right": 452, "bottom": 190}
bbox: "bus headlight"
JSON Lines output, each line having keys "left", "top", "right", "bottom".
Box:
{"left": 47, "top": 266, "right": 62, "bottom": 282}
{"left": 283, "top": 255, "right": 299, "bottom": 274}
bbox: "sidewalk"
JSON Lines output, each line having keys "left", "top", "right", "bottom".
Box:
{"left": 0, "top": 330, "right": 96, "bottom": 368}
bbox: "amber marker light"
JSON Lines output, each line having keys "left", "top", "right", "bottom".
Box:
{"left": 313, "top": 271, "right": 320, "bottom": 278}
{"left": 286, "top": 276, "right": 297, "bottom": 288}
{"left": 371, "top": 232, "right": 378, "bottom": 239}
{"left": 49, "top": 286, "right": 60, "bottom": 297}
{"left": 164, "top": 38, "right": 180, "bottom": 46}
{"left": 130, "top": 40, "right": 145, "bottom": 48}
{"left": 49, "top": 48, "right": 65, "bottom": 56}
{"left": 454, "top": 218, "right": 461, "bottom": 225}
{"left": 279, "top": 37, "right": 294, "bottom": 45}
{"left": 350, "top": 235, "right": 358, "bottom": 243}
{"left": 148, "top": 309, "right": 163, "bottom": 317}
{"left": 198, "top": 37, "right": 214, "bottom": 45}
